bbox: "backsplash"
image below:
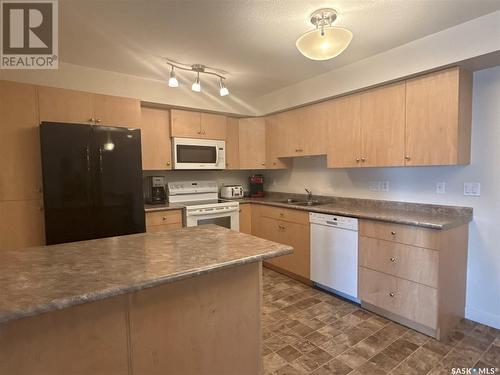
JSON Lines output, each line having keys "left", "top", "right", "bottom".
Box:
{"left": 142, "top": 169, "right": 259, "bottom": 199}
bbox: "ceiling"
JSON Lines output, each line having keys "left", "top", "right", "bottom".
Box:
{"left": 59, "top": 0, "right": 500, "bottom": 99}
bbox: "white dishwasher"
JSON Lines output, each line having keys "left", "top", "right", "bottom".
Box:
{"left": 310, "top": 212, "right": 360, "bottom": 303}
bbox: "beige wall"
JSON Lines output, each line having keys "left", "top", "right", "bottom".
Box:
{"left": 264, "top": 67, "right": 500, "bottom": 329}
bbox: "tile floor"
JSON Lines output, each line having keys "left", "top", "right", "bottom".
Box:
{"left": 262, "top": 268, "right": 500, "bottom": 375}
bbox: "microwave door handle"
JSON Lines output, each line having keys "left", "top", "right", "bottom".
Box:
{"left": 215, "top": 146, "right": 219, "bottom": 166}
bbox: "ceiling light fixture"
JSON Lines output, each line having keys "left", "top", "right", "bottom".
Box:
{"left": 219, "top": 78, "right": 229, "bottom": 97}
{"left": 168, "top": 66, "right": 179, "bottom": 87}
{"left": 296, "top": 8, "right": 352, "bottom": 61}
{"left": 192, "top": 71, "right": 201, "bottom": 92}
{"left": 165, "top": 59, "right": 230, "bottom": 97}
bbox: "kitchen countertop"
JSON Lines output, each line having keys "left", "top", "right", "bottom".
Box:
{"left": 144, "top": 202, "right": 185, "bottom": 212}
{"left": 145, "top": 192, "right": 472, "bottom": 230}
{"left": 0, "top": 225, "right": 292, "bottom": 324}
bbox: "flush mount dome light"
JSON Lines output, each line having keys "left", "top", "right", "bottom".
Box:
{"left": 296, "top": 8, "right": 352, "bottom": 61}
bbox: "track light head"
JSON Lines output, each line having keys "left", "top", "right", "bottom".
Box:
{"left": 168, "top": 66, "right": 179, "bottom": 88}
{"left": 192, "top": 72, "right": 201, "bottom": 92}
{"left": 219, "top": 78, "right": 229, "bottom": 97}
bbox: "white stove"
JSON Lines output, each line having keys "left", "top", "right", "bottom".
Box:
{"left": 167, "top": 181, "right": 239, "bottom": 231}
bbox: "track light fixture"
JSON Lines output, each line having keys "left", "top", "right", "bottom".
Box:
{"left": 168, "top": 66, "right": 179, "bottom": 87}
{"left": 165, "top": 59, "right": 230, "bottom": 97}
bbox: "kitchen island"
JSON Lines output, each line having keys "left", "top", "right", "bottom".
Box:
{"left": 0, "top": 225, "right": 292, "bottom": 375}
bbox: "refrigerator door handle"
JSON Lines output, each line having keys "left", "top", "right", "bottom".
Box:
{"left": 98, "top": 147, "right": 103, "bottom": 173}
{"left": 86, "top": 146, "right": 91, "bottom": 172}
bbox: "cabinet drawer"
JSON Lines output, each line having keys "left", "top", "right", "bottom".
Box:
{"left": 145, "top": 210, "right": 182, "bottom": 227}
{"left": 359, "top": 220, "right": 440, "bottom": 249}
{"left": 146, "top": 223, "right": 182, "bottom": 233}
{"left": 359, "top": 236, "right": 438, "bottom": 287}
{"left": 258, "top": 205, "right": 309, "bottom": 225}
{"left": 359, "top": 267, "right": 437, "bottom": 329}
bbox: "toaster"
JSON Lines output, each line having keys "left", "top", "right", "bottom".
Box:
{"left": 220, "top": 185, "right": 244, "bottom": 199}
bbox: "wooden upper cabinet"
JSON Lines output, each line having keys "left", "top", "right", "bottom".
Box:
{"left": 201, "top": 113, "right": 226, "bottom": 140}
{"left": 140, "top": 107, "right": 171, "bottom": 170}
{"left": 405, "top": 67, "right": 472, "bottom": 166}
{"left": 225, "top": 117, "right": 240, "bottom": 169}
{"left": 38, "top": 86, "right": 141, "bottom": 127}
{"left": 170, "top": 109, "right": 201, "bottom": 138}
{"left": 0, "top": 81, "right": 43, "bottom": 201}
{"left": 238, "top": 118, "right": 266, "bottom": 169}
{"left": 360, "top": 82, "right": 406, "bottom": 167}
{"left": 170, "top": 110, "right": 227, "bottom": 140}
{"left": 327, "top": 94, "right": 362, "bottom": 168}
{"left": 92, "top": 94, "right": 141, "bottom": 128}
{"left": 300, "top": 103, "right": 328, "bottom": 156}
{"left": 265, "top": 115, "right": 291, "bottom": 169}
{"left": 38, "top": 86, "right": 93, "bottom": 124}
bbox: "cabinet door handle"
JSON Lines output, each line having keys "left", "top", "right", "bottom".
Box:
{"left": 390, "top": 257, "right": 397, "bottom": 263}
{"left": 361, "top": 157, "right": 366, "bottom": 162}
{"left": 96, "top": 118, "right": 101, "bottom": 123}
{"left": 356, "top": 158, "right": 360, "bottom": 163}
{"left": 167, "top": 161, "right": 171, "bottom": 166}
{"left": 89, "top": 118, "right": 95, "bottom": 123}
{"left": 162, "top": 216, "right": 167, "bottom": 221}
{"left": 391, "top": 231, "right": 396, "bottom": 236}
{"left": 405, "top": 155, "right": 411, "bottom": 161}
{"left": 389, "top": 292, "right": 395, "bottom": 297}
{"left": 279, "top": 213, "right": 284, "bottom": 217}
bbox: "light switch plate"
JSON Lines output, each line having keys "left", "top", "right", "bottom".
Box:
{"left": 436, "top": 182, "right": 446, "bottom": 194}
{"left": 369, "top": 181, "right": 381, "bottom": 192}
{"left": 380, "top": 181, "right": 390, "bottom": 192}
{"left": 464, "top": 182, "right": 481, "bottom": 196}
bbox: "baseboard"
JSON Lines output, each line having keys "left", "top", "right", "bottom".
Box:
{"left": 465, "top": 307, "right": 500, "bottom": 329}
{"left": 263, "top": 262, "right": 313, "bottom": 286}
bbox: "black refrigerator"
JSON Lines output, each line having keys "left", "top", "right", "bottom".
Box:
{"left": 40, "top": 122, "right": 145, "bottom": 245}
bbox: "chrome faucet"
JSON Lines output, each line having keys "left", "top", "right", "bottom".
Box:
{"left": 305, "top": 188, "right": 313, "bottom": 202}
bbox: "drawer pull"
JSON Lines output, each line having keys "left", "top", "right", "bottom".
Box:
{"left": 389, "top": 292, "right": 395, "bottom": 297}
{"left": 162, "top": 216, "right": 167, "bottom": 221}
{"left": 391, "top": 231, "right": 396, "bottom": 236}
{"left": 389, "top": 257, "right": 397, "bottom": 263}
{"left": 279, "top": 213, "right": 284, "bottom": 217}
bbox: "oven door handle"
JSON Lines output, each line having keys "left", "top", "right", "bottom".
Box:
{"left": 187, "top": 207, "right": 239, "bottom": 216}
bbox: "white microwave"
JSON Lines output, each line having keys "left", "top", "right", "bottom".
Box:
{"left": 172, "top": 138, "right": 226, "bottom": 170}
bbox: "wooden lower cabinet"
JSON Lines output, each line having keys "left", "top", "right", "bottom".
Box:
{"left": 145, "top": 210, "right": 182, "bottom": 233}
{"left": 0, "top": 200, "right": 45, "bottom": 250}
{"left": 358, "top": 219, "right": 469, "bottom": 340}
{"left": 239, "top": 203, "right": 252, "bottom": 234}
{"left": 252, "top": 205, "right": 310, "bottom": 281}
{"left": 359, "top": 267, "right": 438, "bottom": 330}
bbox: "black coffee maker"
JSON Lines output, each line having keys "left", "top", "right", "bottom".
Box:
{"left": 249, "top": 174, "right": 264, "bottom": 198}
{"left": 146, "top": 176, "right": 167, "bottom": 204}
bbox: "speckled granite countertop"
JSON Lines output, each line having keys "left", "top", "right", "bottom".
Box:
{"left": 238, "top": 193, "right": 472, "bottom": 230}
{"left": 0, "top": 225, "right": 292, "bottom": 324}
{"left": 145, "top": 192, "right": 472, "bottom": 230}
{"left": 144, "top": 202, "right": 184, "bottom": 212}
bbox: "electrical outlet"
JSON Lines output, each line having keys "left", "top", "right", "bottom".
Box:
{"left": 380, "top": 181, "right": 390, "bottom": 192}
{"left": 464, "top": 182, "right": 481, "bottom": 196}
{"left": 436, "top": 182, "right": 446, "bottom": 194}
{"left": 369, "top": 181, "right": 381, "bottom": 192}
